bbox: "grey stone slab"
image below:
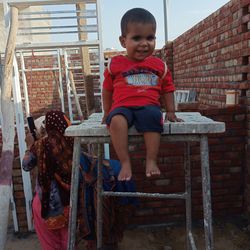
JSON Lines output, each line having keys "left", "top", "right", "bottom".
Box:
{"left": 65, "top": 112, "right": 225, "bottom": 137}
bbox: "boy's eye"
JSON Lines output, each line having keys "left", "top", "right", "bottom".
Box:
{"left": 131, "top": 35, "right": 156, "bottom": 42}
{"left": 132, "top": 36, "right": 142, "bottom": 42}
{"left": 147, "top": 35, "right": 156, "bottom": 41}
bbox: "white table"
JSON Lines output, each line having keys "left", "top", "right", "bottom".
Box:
{"left": 65, "top": 112, "right": 225, "bottom": 250}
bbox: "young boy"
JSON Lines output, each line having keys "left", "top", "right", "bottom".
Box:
{"left": 102, "top": 8, "right": 182, "bottom": 181}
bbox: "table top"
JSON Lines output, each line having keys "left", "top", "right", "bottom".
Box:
{"left": 65, "top": 112, "right": 225, "bottom": 137}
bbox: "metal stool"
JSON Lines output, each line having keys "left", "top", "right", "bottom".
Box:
{"left": 66, "top": 112, "right": 225, "bottom": 250}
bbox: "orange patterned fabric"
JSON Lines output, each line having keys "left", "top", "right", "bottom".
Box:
{"left": 31, "top": 111, "right": 73, "bottom": 225}
{"left": 45, "top": 213, "right": 67, "bottom": 230}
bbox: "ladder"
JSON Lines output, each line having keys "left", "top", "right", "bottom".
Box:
{"left": 63, "top": 47, "right": 102, "bottom": 123}
{"left": 64, "top": 48, "right": 83, "bottom": 122}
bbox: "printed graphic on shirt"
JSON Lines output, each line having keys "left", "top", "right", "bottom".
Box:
{"left": 126, "top": 73, "right": 158, "bottom": 86}
{"left": 122, "top": 68, "right": 159, "bottom": 87}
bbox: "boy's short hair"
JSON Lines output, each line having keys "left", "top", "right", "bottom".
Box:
{"left": 120, "top": 8, "right": 156, "bottom": 36}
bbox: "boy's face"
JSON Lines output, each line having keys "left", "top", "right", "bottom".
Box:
{"left": 119, "top": 22, "right": 156, "bottom": 62}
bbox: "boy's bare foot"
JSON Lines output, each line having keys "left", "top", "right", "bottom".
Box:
{"left": 146, "top": 160, "right": 161, "bottom": 177}
{"left": 118, "top": 162, "right": 132, "bottom": 181}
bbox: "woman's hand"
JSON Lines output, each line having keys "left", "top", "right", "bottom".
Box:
{"left": 25, "top": 132, "right": 35, "bottom": 149}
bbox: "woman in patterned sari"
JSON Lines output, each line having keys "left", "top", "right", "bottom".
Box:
{"left": 23, "top": 110, "right": 136, "bottom": 250}
{"left": 23, "top": 110, "right": 81, "bottom": 249}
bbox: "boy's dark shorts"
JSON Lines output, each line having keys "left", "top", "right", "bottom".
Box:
{"left": 106, "top": 105, "right": 163, "bottom": 133}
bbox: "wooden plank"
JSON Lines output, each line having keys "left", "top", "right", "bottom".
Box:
{"left": 76, "top": 3, "right": 92, "bottom": 75}
{"left": 76, "top": 3, "right": 93, "bottom": 117}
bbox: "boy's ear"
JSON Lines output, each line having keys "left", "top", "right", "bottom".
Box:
{"left": 119, "top": 36, "right": 126, "bottom": 48}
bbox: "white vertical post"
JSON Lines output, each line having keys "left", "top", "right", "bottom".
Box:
{"left": 96, "top": 0, "right": 109, "bottom": 159}
{"left": 10, "top": 186, "right": 19, "bottom": 232}
{"left": 96, "top": 0, "right": 104, "bottom": 86}
{"left": 57, "top": 49, "right": 65, "bottom": 112}
{"left": 163, "top": 0, "right": 169, "bottom": 43}
{"left": 19, "top": 51, "right": 30, "bottom": 117}
{"left": 13, "top": 56, "right": 33, "bottom": 231}
{"left": 64, "top": 49, "right": 74, "bottom": 122}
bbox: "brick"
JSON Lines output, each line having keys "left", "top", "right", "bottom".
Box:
{"left": 154, "top": 179, "right": 171, "bottom": 186}
{"left": 135, "top": 209, "right": 154, "bottom": 216}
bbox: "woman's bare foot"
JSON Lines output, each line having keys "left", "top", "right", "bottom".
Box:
{"left": 146, "top": 160, "right": 161, "bottom": 177}
{"left": 118, "top": 161, "right": 132, "bottom": 181}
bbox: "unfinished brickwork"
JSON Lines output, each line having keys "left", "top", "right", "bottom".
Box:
{"left": 171, "top": 0, "right": 249, "bottom": 108}
{"left": 162, "top": 0, "right": 250, "bottom": 217}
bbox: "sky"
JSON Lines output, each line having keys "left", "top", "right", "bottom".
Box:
{"left": 43, "top": 0, "right": 230, "bottom": 51}
{"left": 101, "top": 0, "right": 230, "bottom": 50}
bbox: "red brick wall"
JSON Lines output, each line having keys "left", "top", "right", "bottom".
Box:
{"left": 161, "top": 0, "right": 250, "bottom": 217}
{"left": 12, "top": 157, "right": 28, "bottom": 232}
{"left": 168, "top": 0, "right": 249, "bottom": 108}
{"left": 155, "top": 42, "right": 174, "bottom": 77}
{"left": 19, "top": 54, "right": 65, "bottom": 118}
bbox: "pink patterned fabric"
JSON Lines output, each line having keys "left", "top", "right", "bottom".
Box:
{"left": 32, "top": 193, "right": 69, "bottom": 250}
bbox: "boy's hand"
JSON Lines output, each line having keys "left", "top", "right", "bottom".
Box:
{"left": 165, "top": 112, "right": 183, "bottom": 122}
{"left": 101, "top": 114, "right": 108, "bottom": 124}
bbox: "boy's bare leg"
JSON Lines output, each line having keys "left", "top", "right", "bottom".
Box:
{"left": 109, "top": 115, "right": 132, "bottom": 181}
{"left": 144, "top": 132, "right": 161, "bottom": 177}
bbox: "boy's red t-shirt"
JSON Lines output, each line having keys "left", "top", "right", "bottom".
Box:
{"left": 103, "top": 55, "right": 175, "bottom": 112}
